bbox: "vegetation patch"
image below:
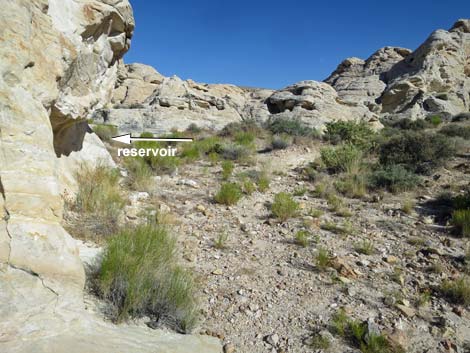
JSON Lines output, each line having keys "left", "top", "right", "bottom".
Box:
{"left": 331, "top": 309, "right": 404, "bottom": 353}
{"left": 321, "top": 144, "right": 363, "bottom": 174}
{"left": 67, "top": 164, "right": 124, "bottom": 240}
{"left": 97, "top": 225, "right": 198, "bottom": 333}
{"left": 324, "top": 120, "right": 376, "bottom": 149}
{"left": 271, "top": 192, "right": 299, "bottom": 221}
{"left": 368, "top": 165, "right": 420, "bottom": 193}
{"left": 440, "top": 277, "right": 470, "bottom": 306}
{"left": 378, "top": 130, "right": 456, "bottom": 174}
{"left": 214, "top": 183, "right": 243, "bottom": 205}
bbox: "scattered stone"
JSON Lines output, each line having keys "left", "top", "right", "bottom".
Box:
{"left": 396, "top": 304, "right": 416, "bottom": 318}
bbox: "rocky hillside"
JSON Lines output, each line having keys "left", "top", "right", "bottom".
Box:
{"left": 94, "top": 19, "right": 470, "bottom": 135}
{"left": 0, "top": 1, "right": 219, "bottom": 352}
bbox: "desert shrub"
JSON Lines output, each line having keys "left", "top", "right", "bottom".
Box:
{"left": 214, "top": 183, "right": 242, "bottom": 205}
{"left": 123, "top": 157, "right": 154, "bottom": 191}
{"left": 180, "top": 136, "right": 222, "bottom": 161}
{"left": 451, "top": 209, "right": 470, "bottom": 237}
{"left": 439, "top": 124, "right": 470, "bottom": 139}
{"left": 321, "top": 144, "right": 363, "bottom": 174}
{"left": 354, "top": 240, "right": 375, "bottom": 255}
{"left": 185, "top": 123, "right": 202, "bottom": 134}
{"left": 266, "top": 117, "right": 318, "bottom": 137}
{"left": 321, "top": 221, "right": 354, "bottom": 235}
{"left": 69, "top": 164, "right": 124, "bottom": 240}
{"left": 93, "top": 124, "right": 118, "bottom": 141}
{"left": 214, "top": 232, "right": 228, "bottom": 249}
{"left": 97, "top": 225, "right": 198, "bottom": 332}
{"left": 257, "top": 174, "right": 270, "bottom": 192}
{"left": 271, "top": 134, "right": 291, "bottom": 150}
{"left": 295, "top": 230, "right": 310, "bottom": 247}
{"left": 389, "top": 118, "right": 429, "bottom": 130}
{"left": 426, "top": 115, "right": 442, "bottom": 127}
{"left": 219, "top": 120, "right": 262, "bottom": 138}
{"left": 315, "top": 247, "right": 332, "bottom": 270}
{"left": 324, "top": 120, "right": 375, "bottom": 149}
{"left": 335, "top": 172, "right": 367, "bottom": 198}
{"left": 440, "top": 277, "right": 470, "bottom": 305}
{"left": 221, "top": 160, "right": 234, "bottom": 180}
{"left": 331, "top": 310, "right": 402, "bottom": 353}
{"left": 134, "top": 133, "right": 180, "bottom": 173}
{"left": 378, "top": 131, "right": 456, "bottom": 174}
{"left": 368, "top": 165, "right": 420, "bottom": 193}
{"left": 271, "top": 192, "right": 299, "bottom": 221}
{"left": 241, "top": 178, "right": 256, "bottom": 195}
{"left": 218, "top": 143, "right": 252, "bottom": 161}
{"left": 234, "top": 131, "right": 255, "bottom": 147}
{"left": 401, "top": 198, "right": 415, "bottom": 215}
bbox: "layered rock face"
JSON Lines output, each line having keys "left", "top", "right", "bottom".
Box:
{"left": 325, "top": 47, "right": 412, "bottom": 110}
{"left": 103, "top": 20, "right": 470, "bottom": 136}
{"left": 381, "top": 19, "right": 470, "bottom": 120}
{"left": 0, "top": 1, "right": 219, "bottom": 352}
{"left": 265, "top": 80, "right": 376, "bottom": 130}
{"left": 94, "top": 62, "right": 273, "bottom": 134}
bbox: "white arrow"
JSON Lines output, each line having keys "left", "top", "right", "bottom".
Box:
{"left": 111, "top": 133, "right": 193, "bottom": 145}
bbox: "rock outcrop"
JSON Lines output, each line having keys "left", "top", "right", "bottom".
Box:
{"left": 325, "top": 47, "right": 411, "bottom": 110}
{"left": 380, "top": 19, "right": 470, "bottom": 120}
{"left": 93, "top": 63, "right": 273, "bottom": 134}
{"left": 266, "top": 80, "right": 376, "bottom": 130}
{"left": 102, "top": 19, "right": 470, "bottom": 136}
{"left": 0, "top": 1, "right": 220, "bottom": 352}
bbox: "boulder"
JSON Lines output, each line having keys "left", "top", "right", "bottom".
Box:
{"left": 381, "top": 19, "right": 470, "bottom": 120}
{"left": 0, "top": 1, "right": 220, "bottom": 352}
{"left": 266, "top": 80, "right": 374, "bottom": 130}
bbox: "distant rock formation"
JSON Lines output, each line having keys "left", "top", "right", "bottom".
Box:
{"left": 93, "top": 62, "right": 272, "bottom": 134}
{"left": 0, "top": 1, "right": 220, "bottom": 352}
{"left": 103, "top": 19, "right": 470, "bottom": 134}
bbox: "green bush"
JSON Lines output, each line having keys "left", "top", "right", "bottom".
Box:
{"left": 234, "top": 131, "right": 255, "bottom": 147}
{"left": 321, "top": 144, "right": 363, "bottom": 174}
{"left": 266, "top": 117, "right": 318, "bottom": 137}
{"left": 92, "top": 124, "right": 118, "bottom": 141}
{"left": 97, "top": 225, "right": 198, "bottom": 332}
{"left": 221, "top": 160, "right": 234, "bottom": 180}
{"left": 440, "top": 277, "right": 470, "bottom": 305}
{"left": 426, "top": 115, "right": 442, "bottom": 127}
{"left": 324, "top": 120, "right": 375, "bottom": 149}
{"left": 378, "top": 131, "right": 456, "bottom": 174}
{"left": 271, "top": 192, "right": 299, "bottom": 221}
{"left": 331, "top": 310, "right": 403, "bottom": 353}
{"left": 451, "top": 209, "right": 470, "bottom": 237}
{"left": 214, "top": 183, "right": 242, "bottom": 205}
{"left": 135, "top": 133, "right": 180, "bottom": 173}
{"left": 180, "top": 136, "right": 222, "bottom": 161}
{"left": 439, "top": 124, "right": 470, "bottom": 139}
{"left": 368, "top": 165, "right": 420, "bottom": 193}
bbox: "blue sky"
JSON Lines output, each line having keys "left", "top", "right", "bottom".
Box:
{"left": 125, "top": 0, "right": 469, "bottom": 89}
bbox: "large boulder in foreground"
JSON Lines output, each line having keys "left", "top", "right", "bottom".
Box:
{"left": 0, "top": 1, "right": 220, "bottom": 352}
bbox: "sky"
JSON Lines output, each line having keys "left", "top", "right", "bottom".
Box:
{"left": 125, "top": 0, "right": 469, "bottom": 89}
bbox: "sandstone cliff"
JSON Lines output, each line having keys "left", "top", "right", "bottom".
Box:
{"left": 102, "top": 19, "right": 470, "bottom": 135}
{"left": 0, "top": 1, "right": 220, "bottom": 352}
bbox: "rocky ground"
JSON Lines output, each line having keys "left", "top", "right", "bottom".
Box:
{"left": 73, "top": 138, "right": 470, "bottom": 353}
